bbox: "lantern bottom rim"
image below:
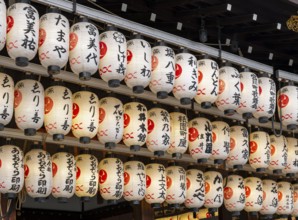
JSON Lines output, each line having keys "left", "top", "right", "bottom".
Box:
{"left": 256, "top": 168, "right": 266, "bottom": 173}
{"left": 214, "top": 159, "right": 224, "bottom": 165}
{"left": 34, "top": 197, "right": 47, "bottom": 203}
{"left": 287, "top": 124, "right": 298, "bottom": 130}
{"left": 207, "top": 208, "right": 217, "bottom": 214}
{"left": 260, "top": 214, "right": 273, "bottom": 219}
{"left": 53, "top": 134, "right": 64, "bottom": 141}
{"left": 278, "top": 214, "right": 289, "bottom": 218}
{"left": 24, "top": 128, "right": 36, "bottom": 136}
{"left": 0, "top": 123, "right": 4, "bottom": 131}
{"left": 107, "top": 200, "right": 117, "bottom": 205}
{"left": 80, "top": 137, "right": 91, "bottom": 144}
{"left": 157, "top": 91, "right": 168, "bottom": 99}
{"left": 233, "top": 165, "right": 243, "bottom": 170}
{"left": 57, "top": 197, "right": 68, "bottom": 203}
{"left": 133, "top": 86, "right": 144, "bottom": 94}
{"left": 4, "top": 193, "right": 17, "bottom": 199}
{"left": 224, "top": 109, "right": 235, "bottom": 116}
{"left": 130, "top": 145, "right": 141, "bottom": 151}
{"left": 151, "top": 203, "right": 161, "bottom": 209}
{"left": 80, "top": 197, "right": 90, "bottom": 202}
{"left": 154, "top": 151, "right": 165, "bottom": 157}
{"left": 48, "top": 65, "right": 61, "bottom": 75}
{"left": 108, "top": 79, "right": 120, "bottom": 88}
{"left": 286, "top": 173, "right": 295, "bottom": 178}
{"left": 180, "top": 98, "right": 191, "bottom": 105}
{"left": 231, "top": 211, "right": 240, "bottom": 217}
{"left": 105, "top": 142, "right": 116, "bottom": 149}
{"left": 242, "top": 112, "right": 253, "bottom": 120}
{"left": 172, "top": 153, "right": 182, "bottom": 159}
{"left": 258, "top": 116, "right": 269, "bottom": 123}
{"left": 168, "top": 203, "right": 180, "bottom": 209}
{"left": 273, "top": 169, "right": 282, "bottom": 174}
{"left": 130, "top": 200, "right": 140, "bottom": 205}
{"left": 79, "top": 72, "right": 91, "bottom": 81}
{"left": 197, "top": 158, "right": 208, "bottom": 164}
{"left": 15, "top": 57, "right": 29, "bottom": 67}
{"left": 201, "top": 102, "right": 212, "bottom": 109}
{"left": 248, "top": 211, "right": 258, "bottom": 216}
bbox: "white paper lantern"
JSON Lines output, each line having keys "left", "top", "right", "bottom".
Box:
{"left": 97, "top": 96, "right": 124, "bottom": 149}
{"left": 0, "top": 0, "right": 6, "bottom": 51}
{"left": 249, "top": 131, "right": 270, "bottom": 172}
{"left": 204, "top": 171, "right": 223, "bottom": 213}
{"left": 0, "top": 73, "right": 14, "bottom": 130}
{"left": 268, "top": 135, "right": 287, "bottom": 174}
{"left": 195, "top": 59, "right": 219, "bottom": 109}
{"left": 173, "top": 52, "right": 198, "bottom": 105}
{"left": 244, "top": 177, "right": 263, "bottom": 214}
{"left": 216, "top": 66, "right": 240, "bottom": 115}
{"left": 253, "top": 76, "right": 276, "bottom": 123}
{"left": 149, "top": 44, "right": 175, "bottom": 99}
{"left": 283, "top": 137, "right": 298, "bottom": 177}
{"left": 125, "top": 35, "right": 151, "bottom": 93}
{"left": 260, "top": 179, "right": 278, "bottom": 218}
{"left": 44, "top": 85, "right": 72, "bottom": 141}
{"left": 72, "top": 91, "right": 99, "bottom": 144}
{"left": 0, "top": 144, "right": 24, "bottom": 198}
{"left": 123, "top": 102, "right": 147, "bottom": 151}
{"left": 292, "top": 183, "right": 298, "bottom": 217}
{"left": 75, "top": 154, "right": 98, "bottom": 201}
{"left": 188, "top": 117, "right": 212, "bottom": 163}
{"left": 277, "top": 181, "right": 293, "bottom": 217}
{"left": 6, "top": 2, "right": 39, "bottom": 67}
{"left": 14, "top": 79, "right": 44, "bottom": 136}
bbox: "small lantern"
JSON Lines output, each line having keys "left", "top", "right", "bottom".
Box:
{"left": 0, "top": 144, "right": 24, "bottom": 198}
{"left": 75, "top": 154, "right": 98, "bottom": 201}
{"left": 244, "top": 177, "right": 263, "bottom": 215}
{"left": 145, "top": 163, "right": 166, "bottom": 208}
{"left": 249, "top": 131, "right": 270, "bottom": 172}
{"left": 147, "top": 107, "right": 170, "bottom": 156}
{"left": 14, "top": 79, "right": 44, "bottom": 136}
{"left": 216, "top": 66, "right": 240, "bottom": 115}
{"left": 188, "top": 117, "right": 212, "bottom": 163}
{"left": 292, "top": 183, "right": 298, "bottom": 217}
{"left": 195, "top": 59, "right": 219, "bottom": 109}
{"left": 268, "top": 135, "right": 287, "bottom": 174}
{"left": 99, "top": 26, "right": 127, "bottom": 87}
{"left": 0, "top": 73, "right": 14, "bottom": 130}
{"left": 123, "top": 102, "right": 147, "bottom": 151}
{"left": 0, "top": 0, "right": 6, "bottom": 51}
{"left": 149, "top": 43, "right": 175, "bottom": 99}
{"left": 204, "top": 171, "right": 223, "bottom": 213}
{"left": 283, "top": 137, "right": 298, "bottom": 177}
{"left": 210, "top": 121, "right": 230, "bottom": 165}
{"left": 6, "top": 1, "right": 39, "bottom": 67}
{"left": 97, "top": 96, "right": 123, "bottom": 149}
{"left": 72, "top": 91, "right": 99, "bottom": 144}
{"left": 276, "top": 181, "right": 293, "bottom": 217}
{"left": 44, "top": 85, "right": 72, "bottom": 141}
{"left": 260, "top": 179, "right": 278, "bottom": 218}
{"left": 125, "top": 34, "right": 151, "bottom": 94}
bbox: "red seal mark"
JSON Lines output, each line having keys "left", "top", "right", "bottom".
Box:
{"left": 263, "top": 191, "right": 266, "bottom": 201}
{"left": 218, "top": 79, "right": 225, "bottom": 95}
{"left": 14, "top": 90, "right": 22, "bottom": 108}
{"left": 76, "top": 167, "right": 81, "bottom": 180}
{"left": 198, "top": 70, "right": 203, "bottom": 83}
{"left": 151, "top": 55, "right": 158, "bottom": 71}
{"left": 294, "top": 191, "right": 298, "bottom": 202}
{"left": 205, "top": 182, "right": 210, "bottom": 194}
{"left": 24, "top": 164, "right": 29, "bottom": 178}
{"left": 127, "top": 50, "right": 133, "bottom": 64}
{"left": 186, "top": 178, "right": 191, "bottom": 190}
{"left": 44, "top": 97, "right": 53, "bottom": 114}
{"left": 249, "top": 141, "right": 258, "bottom": 154}
{"left": 224, "top": 187, "right": 233, "bottom": 200}
{"left": 146, "top": 175, "right": 151, "bottom": 188}
{"left": 72, "top": 103, "right": 80, "bottom": 119}
{"left": 69, "top": 32, "right": 78, "bottom": 51}
{"left": 39, "top": 28, "right": 46, "bottom": 47}
{"left": 259, "top": 86, "right": 262, "bottom": 95}
{"left": 100, "top": 42, "right": 107, "bottom": 59}
{"left": 270, "top": 144, "right": 276, "bottom": 156}
{"left": 52, "top": 162, "right": 58, "bottom": 177}
{"left": 278, "top": 94, "right": 289, "bottom": 108}
{"left": 278, "top": 191, "right": 282, "bottom": 202}
{"left": 99, "top": 169, "right": 108, "bottom": 184}
{"left": 6, "top": 16, "right": 14, "bottom": 33}
{"left": 212, "top": 132, "right": 217, "bottom": 143}
{"left": 99, "top": 108, "right": 105, "bottom": 123}
{"left": 147, "top": 119, "right": 154, "bottom": 134}
{"left": 188, "top": 127, "right": 198, "bottom": 142}
{"left": 123, "top": 113, "right": 130, "bottom": 128}
{"left": 0, "top": 160, "right": 1, "bottom": 168}
{"left": 240, "top": 82, "right": 244, "bottom": 92}
{"left": 230, "top": 138, "right": 235, "bottom": 151}
{"left": 166, "top": 176, "right": 172, "bottom": 189}
{"left": 124, "top": 172, "right": 130, "bottom": 185}
{"left": 175, "top": 64, "right": 182, "bottom": 79}
{"left": 245, "top": 186, "right": 251, "bottom": 198}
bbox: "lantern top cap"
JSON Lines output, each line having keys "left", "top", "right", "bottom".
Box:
{"left": 47, "top": 7, "right": 61, "bottom": 14}
{"left": 78, "top": 16, "right": 89, "bottom": 23}
{"left": 131, "top": 32, "right": 143, "bottom": 40}
{"left": 30, "top": 143, "right": 43, "bottom": 150}
{"left": 154, "top": 40, "right": 166, "bottom": 46}
{"left": 105, "top": 24, "right": 117, "bottom": 31}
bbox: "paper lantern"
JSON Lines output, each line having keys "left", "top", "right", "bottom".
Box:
{"left": 210, "top": 121, "right": 230, "bottom": 165}
{"left": 253, "top": 76, "right": 276, "bottom": 123}
{"left": 99, "top": 27, "right": 126, "bottom": 87}
{"left": 149, "top": 44, "right": 175, "bottom": 99}
{"left": 97, "top": 96, "right": 123, "bottom": 149}
{"left": 236, "top": 71, "right": 258, "bottom": 119}
{"left": 276, "top": 181, "right": 293, "bottom": 217}
{"left": 123, "top": 160, "right": 146, "bottom": 204}
{"left": 268, "top": 135, "right": 287, "bottom": 174}
{"left": 167, "top": 111, "right": 188, "bottom": 159}
{"left": 223, "top": 175, "right": 245, "bottom": 216}
{"left": 260, "top": 179, "right": 278, "bottom": 218}
{"left": 244, "top": 177, "right": 263, "bottom": 214}
{"left": 216, "top": 66, "right": 240, "bottom": 115}
{"left": 0, "top": 73, "right": 14, "bottom": 130}
{"left": 123, "top": 102, "right": 147, "bottom": 151}
{"left": 6, "top": 1, "right": 39, "bottom": 67}
{"left": 277, "top": 85, "right": 298, "bottom": 130}
{"left": 44, "top": 85, "right": 72, "bottom": 141}
{"left": 99, "top": 156, "right": 123, "bottom": 202}
{"left": 72, "top": 91, "right": 99, "bottom": 144}
{"left": 24, "top": 147, "right": 52, "bottom": 201}
{"left": 14, "top": 79, "right": 44, "bottom": 136}
{"left": 0, "top": 0, "right": 6, "bottom": 51}
{"left": 75, "top": 154, "right": 98, "bottom": 201}
{"left": 145, "top": 163, "right": 166, "bottom": 208}
{"left": 283, "top": 137, "right": 298, "bottom": 177}
{"left": 195, "top": 59, "right": 219, "bottom": 109}
{"left": 292, "top": 183, "right": 298, "bottom": 217}
{"left": 173, "top": 52, "right": 198, "bottom": 105}
{"left": 52, "top": 152, "right": 76, "bottom": 202}
{"left": 249, "top": 131, "right": 270, "bottom": 172}
{"left": 0, "top": 144, "right": 24, "bottom": 198}
{"left": 147, "top": 108, "right": 170, "bottom": 156}
{"left": 125, "top": 35, "right": 151, "bottom": 93}
{"left": 204, "top": 171, "right": 223, "bottom": 213}
{"left": 188, "top": 117, "right": 212, "bottom": 163}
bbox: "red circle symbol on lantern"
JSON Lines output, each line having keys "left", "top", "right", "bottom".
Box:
{"left": 0, "top": 160, "right": 2, "bottom": 168}
{"left": 245, "top": 186, "right": 251, "bottom": 198}
{"left": 127, "top": 50, "right": 133, "bottom": 64}
{"left": 278, "top": 191, "right": 283, "bottom": 201}
{"left": 198, "top": 71, "right": 203, "bottom": 83}
{"left": 147, "top": 119, "right": 154, "bottom": 134}
{"left": 99, "top": 169, "right": 108, "bottom": 184}
{"left": 224, "top": 187, "right": 233, "bottom": 200}
{"left": 76, "top": 166, "right": 81, "bottom": 180}
{"left": 123, "top": 113, "right": 130, "bottom": 128}
{"left": 44, "top": 97, "right": 54, "bottom": 114}
{"left": 72, "top": 103, "right": 80, "bottom": 119}
{"left": 52, "top": 162, "right": 58, "bottom": 177}
{"left": 219, "top": 79, "right": 225, "bottom": 95}
{"left": 240, "top": 82, "right": 244, "bottom": 92}
{"left": 175, "top": 64, "right": 182, "bottom": 79}
{"left": 24, "top": 164, "right": 29, "bottom": 178}
{"left": 270, "top": 145, "right": 276, "bottom": 156}
{"left": 100, "top": 42, "right": 107, "bottom": 59}
{"left": 188, "top": 127, "right": 199, "bottom": 142}
{"left": 186, "top": 178, "right": 191, "bottom": 190}
{"left": 151, "top": 55, "right": 158, "bottom": 71}
{"left": 294, "top": 192, "right": 298, "bottom": 202}
{"left": 146, "top": 175, "right": 151, "bottom": 188}
{"left": 263, "top": 191, "right": 266, "bottom": 201}
{"left": 249, "top": 141, "right": 258, "bottom": 154}
{"left": 212, "top": 132, "right": 217, "bottom": 143}
{"left": 6, "top": 16, "right": 14, "bottom": 33}
{"left": 259, "top": 86, "right": 262, "bottom": 95}
{"left": 99, "top": 108, "right": 105, "bottom": 123}
{"left": 14, "top": 90, "right": 22, "bottom": 108}
{"left": 166, "top": 176, "right": 172, "bottom": 189}
{"left": 124, "top": 172, "right": 130, "bottom": 185}
{"left": 69, "top": 32, "right": 78, "bottom": 51}
{"left": 230, "top": 138, "right": 236, "bottom": 151}
{"left": 205, "top": 182, "right": 210, "bottom": 194}
{"left": 39, "top": 28, "right": 46, "bottom": 47}
{"left": 278, "top": 94, "right": 289, "bottom": 108}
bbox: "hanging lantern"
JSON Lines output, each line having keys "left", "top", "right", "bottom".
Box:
{"left": 99, "top": 26, "right": 126, "bottom": 87}
{"left": 72, "top": 91, "right": 99, "bottom": 144}
{"left": 223, "top": 175, "right": 245, "bottom": 216}
{"left": 216, "top": 66, "right": 240, "bottom": 116}
{"left": 226, "top": 126, "right": 249, "bottom": 170}
{"left": 253, "top": 76, "right": 276, "bottom": 123}
{"left": 44, "top": 85, "right": 72, "bottom": 141}
{"left": 145, "top": 163, "right": 166, "bottom": 208}
{"left": 283, "top": 137, "right": 298, "bottom": 177}
{"left": 75, "top": 154, "right": 98, "bottom": 201}
{"left": 277, "top": 85, "right": 298, "bottom": 130}
{"left": 6, "top": 1, "right": 39, "bottom": 67}
{"left": 123, "top": 102, "right": 147, "bottom": 151}
{"left": 14, "top": 79, "right": 44, "bottom": 136}
{"left": 167, "top": 111, "right": 188, "bottom": 159}
{"left": 188, "top": 117, "right": 212, "bottom": 163}
{"left": 173, "top": 51, "right": 198, "bottom": 105}
{"left": 0, "top": 144, "right": 24, "bottom": 198}
{"left": 97, "top": 96, "right": 123, "bottom": 149}
{"left": 204, "top": 171, "right": 223, "bottom": 213}
{"left": 244, "top": 177, "right": 263, "bottom": 215}
{"left": 24, "top": 146, "right": 52, "bottom": 202}
{"left": 260, "top": 179, "right": 278, "bottom": 218}
{"left": 149, "top": 43, "right": 175, "bottom": 99}
{"left": 0, "top": 0, "right": 6, "bottom": 51}
{"left": 147, "top": 107, "right": 170, "bottom": 156}
{"left": 268, "top": 135, "right": 287, "bottom": 174}
{"left": 292, "top": 183, "right": 298, "bottom": 217}
{"left": 0, "top": 73, "right": 14, "bottom": 131}
{"left": 123, "top": 160, "right": 146, "bottom": 204}
{"left": 125, "top": 34, "right": 151, "bottom": 94}
{"left": 276, "top": 181, "right": 293, "bottom": 217}
{"left": 236, "top": 71, "right": 258, "bottom": 119}
{"left": 249, "top": 131, "right": 270, "bottom": 172}
{"left": 210, "top": 121, "right": 230, "bottom": 165}
{"left": 195, "top": 59, "right": 219, "bottom": 109}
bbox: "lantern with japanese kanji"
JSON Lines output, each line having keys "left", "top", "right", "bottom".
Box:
{"left": 283, "top": 137, "right": 298, "bottom": 177}
{"left": 276, "top": 181, "right": 293, "bottom": 217}
{"left": 44, "top": 85, "right": 72, "bottom": 141}
{"left": 260, "top": 179, "right": 278, "bottom": 218}
{"left": 97, "top": 96, "right": 123, "bottom": 149}
{"left": 6, "top": 1, "right": 39, "bottom": 67}
{"left": 14, "top": 79, "right": 44, "bottom": 136}
{"left": 204, "top": 171, "right": 223, "bottom": 213}
{"left": 72, "top": 91, "right": 99, "bottom": 144}
{"left": 244, "top": 177, "right": 263, "bottom": 215}
{"left": 195, "top": 59, "right": 219, "bottom": 109}
{"left": 268, "top": 135, "right": 287, "bottom": 174}
{"left": 0, "top": 0, "right": 6, "bottom": 51}
{"left": 292, "top": 183, "right": 298, "bottom": 217}
{"left": 0, "top": 73, "right": 14, "bottom": 131}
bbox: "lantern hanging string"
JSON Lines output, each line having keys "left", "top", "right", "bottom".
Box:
{"left": 271, "top": 79, "right": 283, "bottom": 137}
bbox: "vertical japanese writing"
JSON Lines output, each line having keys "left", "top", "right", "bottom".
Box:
{"left": 63, "top": 154, "right": 74, "bottom": 193}
{"left": 9, "top": 147, "right": 22, "bottom": 192}
{"left": 21, "top": 6, "right": 37, "bottom": 51}
{"left": 36, "top": 152, "right": 51, "bottom": 195}
{"left": 114, "top": 159, "right": 123, "bottom": 199}
{"left": 86, "top": 156, "right": 97, "bottom": 195}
